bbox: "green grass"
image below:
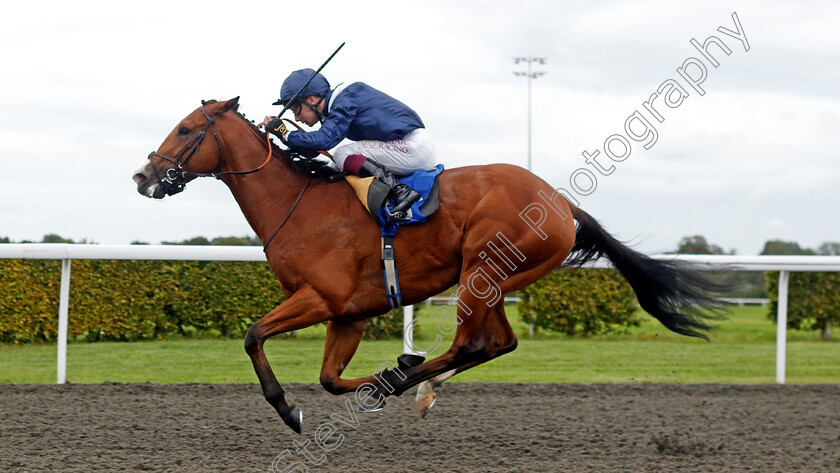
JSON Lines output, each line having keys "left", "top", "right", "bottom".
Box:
{"left": 1, "top": 305, "right": 838, "bottom": 384}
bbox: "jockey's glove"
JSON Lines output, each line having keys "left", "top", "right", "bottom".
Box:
{"left": 266, "top": 118, "right": 290, "bottom": 144}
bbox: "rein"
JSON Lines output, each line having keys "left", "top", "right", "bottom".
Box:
{"left": 262, "top": 177, "right": 311, "bottom": 251}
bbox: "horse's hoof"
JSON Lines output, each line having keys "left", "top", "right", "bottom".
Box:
{"left": 416, "top": 395, "right": 436, "bottom": 419}
{"left": 283, "top": 406, "right": 303, "bottom": 434}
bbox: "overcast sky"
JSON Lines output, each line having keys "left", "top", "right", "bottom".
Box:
{"left": 1, "top": 0, "right": 837, "bottom": 255}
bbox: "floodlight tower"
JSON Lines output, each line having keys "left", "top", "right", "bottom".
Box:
{"left": 513, "top": 56, "right": 546, "bottom": 172}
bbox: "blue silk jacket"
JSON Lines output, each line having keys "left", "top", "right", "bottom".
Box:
{"left": 286, "top": 82, "right": 424, "bottom": 150}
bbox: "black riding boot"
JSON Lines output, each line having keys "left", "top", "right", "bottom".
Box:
{"left": 357, "top": 160, "right": 421, "bottom": 224}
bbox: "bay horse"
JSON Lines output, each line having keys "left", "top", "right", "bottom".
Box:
{"left": 132, "top": 97, "right": 721, "bottom": 434}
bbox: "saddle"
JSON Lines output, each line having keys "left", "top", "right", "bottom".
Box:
{"left": 345, "top": 164, "right": 444, "bottom": 236}
{"left": 345, "top": 164, "right": 444, "bottom": 309}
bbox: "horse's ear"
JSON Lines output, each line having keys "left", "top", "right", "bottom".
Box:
{"left": 219, "top": 96, "right": 240, "bottom": 113}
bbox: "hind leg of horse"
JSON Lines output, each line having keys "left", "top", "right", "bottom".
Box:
{"left": 368, "top": 291, "right": 519, "bottom": 404}
{"left": 415, "top": 300, "right": 517, "bottom": 417}
{"left": 244, "top": 285, "right": 335, "bottom": 434}
{"left": 415, "top": 369, "right": 456, "bottom": 417}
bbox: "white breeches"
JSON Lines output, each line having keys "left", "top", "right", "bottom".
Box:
{"left": 332, "top": 128, "right": 437, "bottom": 176}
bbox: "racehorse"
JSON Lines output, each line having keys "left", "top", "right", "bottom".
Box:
{"left": 132, "top": 97, "right": 722, "bottom": 434}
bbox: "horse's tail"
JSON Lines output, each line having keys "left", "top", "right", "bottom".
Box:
{"left": 565, "top": 206, "right": 725, "bottom": 340}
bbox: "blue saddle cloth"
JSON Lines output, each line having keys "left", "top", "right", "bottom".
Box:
{"left": 376, "top": 164, "right": 444, "bottom": 237}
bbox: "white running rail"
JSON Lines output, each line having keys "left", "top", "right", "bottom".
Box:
{"left": 3, "top": 244, "right": 840, "bottom": 385}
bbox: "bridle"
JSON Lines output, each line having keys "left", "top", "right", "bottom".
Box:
{"left": 146, "top": 101, "right": 286, "bottom": 195}
{"left": 146, "top": 102, "right": 222, "bottom": 196}
{"left": 146, "top": 100, "right": 311, "bottom": 251}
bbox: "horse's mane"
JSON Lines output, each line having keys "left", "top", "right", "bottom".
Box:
{"left": 204, "top": 99, "right": 290, "bottom": 163}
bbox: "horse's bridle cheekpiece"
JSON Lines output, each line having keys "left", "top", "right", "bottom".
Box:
{"left": 146, "top": 102, "right": 221, "bottom": 196}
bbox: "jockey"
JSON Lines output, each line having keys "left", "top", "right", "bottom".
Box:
{"left": 263, "top": 69, "right": 437, "bottom": 224}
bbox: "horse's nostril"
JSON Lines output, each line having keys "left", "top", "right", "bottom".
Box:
{"left": 132, "top": 173, "right": 147, "bottom": 184}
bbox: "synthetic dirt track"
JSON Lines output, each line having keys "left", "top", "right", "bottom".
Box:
{"left": 2, "top": 383, "right": 839, "bottom": 472}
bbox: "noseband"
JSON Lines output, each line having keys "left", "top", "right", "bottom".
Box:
{"left": 146, "top": 103, "right": 221, "bottom": 196}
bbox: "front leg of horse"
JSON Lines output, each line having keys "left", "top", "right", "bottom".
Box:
{"left": 244, "top": 286, "right": 334, "bottom": 434}
{"left": 318, "top": 318, "right": 458, "bottom": 409}
{"left": 319, "top": 319, "right": 374, "bottom": 395}
{"left": 319, "top": 318, "right": 404, "bottom": 412}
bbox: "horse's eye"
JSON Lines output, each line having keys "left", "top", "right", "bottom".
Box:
{"left": 178, "top": 127, "right": 190, "bottom": 135}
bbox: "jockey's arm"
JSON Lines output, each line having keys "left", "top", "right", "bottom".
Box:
{"left": 286, "top": 102, "right": 355, "bottom": 151}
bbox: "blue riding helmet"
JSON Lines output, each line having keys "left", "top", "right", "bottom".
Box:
{"left": 272, "top": 69, "right": 331, "bottom": 106}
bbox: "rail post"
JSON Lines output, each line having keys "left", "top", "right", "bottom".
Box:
{"left": 57, "top": 258, "right": 71, "bottom": 384}
{"left": 776, "top": 270, "right": 789, "bottom": 384}
{"left": 403, "top": 304, "right": 415, "bottom": 355}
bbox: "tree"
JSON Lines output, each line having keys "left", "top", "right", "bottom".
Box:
{"left": 211, "top": 236, "right": 259, "bottom": 246}
{"left": 676, "top": 235, "right": 724, "bottom": 255}
{"left": 0, "top": 236, "right": 9, "bottom": 243}
{"left": 163, "top": 236, "right": 211, "bottom": 246}
{"left": 817, "top": 242, "right": 840, "bottom": 256}
{"left": 41, "top": 233, "right": 74, "bottom": 244}
{"left": 764, "top": 240, "right": 839, "bottom": 340}
{"left": 160, "top": 236, "right": 261, "bottom": 246}
{"left": 675, "top": 236, "right": 762, "bottom": 297}
{"left": 761, "top": 240, "right": 815, "bottom": 256}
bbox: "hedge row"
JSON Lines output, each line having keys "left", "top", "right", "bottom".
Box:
{"left": 0, "top": 259, "right": 412, "bottom": 343}
{"left": 518, "top": 268, "right": 640, "bottom": 336}
{"left": 1, "top": 259, "right": 665, "bottom": 343}
{"left": 0, "top": 259, "right": 286, "bottom": 342}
